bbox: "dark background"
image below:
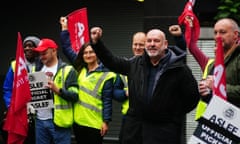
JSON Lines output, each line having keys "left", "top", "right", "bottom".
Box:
{"left": 0, "top": 0, "right": 219, "bottom": 143}
{"left": 0, "top": 1, "right": 145, "bottom": 143}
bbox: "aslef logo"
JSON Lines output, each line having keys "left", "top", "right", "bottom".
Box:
{"left": 28, "top": 74, "right": 36, "bottom": 82}
{"left": 223, "top": 107, "right": 236, "bottom": 120}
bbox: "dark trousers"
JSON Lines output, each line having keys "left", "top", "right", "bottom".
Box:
{"left": 73, "top": 123, "right": 103, "bottom": 144}
{"left": 122, "top": 115, "right": 182, "bottom": 144}
{"left": 118, "top": 115, "right": 126, "bottom": 144}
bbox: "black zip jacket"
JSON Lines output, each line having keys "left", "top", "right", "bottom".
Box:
{"left": 91, "top": 40, "right": 200, "bottom": 124}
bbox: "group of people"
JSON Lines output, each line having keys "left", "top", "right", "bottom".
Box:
{"left": 1, "top": 16, "right": 240, "bottom": 144}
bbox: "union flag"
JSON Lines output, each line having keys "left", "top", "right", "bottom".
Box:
{"left": 3, "top": 32, "right": 32, "bottom": 144}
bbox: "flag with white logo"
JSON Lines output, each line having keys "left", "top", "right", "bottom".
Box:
{"left": 213, "top": 37, "right": 227, "bottom": 100}
{"left": 3, "top": 32, "right": 32, "bottom": 144}
{"left": 67, "top": 7, "right": 89, "bottom": 53}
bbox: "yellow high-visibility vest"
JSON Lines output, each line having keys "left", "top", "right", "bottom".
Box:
{"left": 120, "top": 75, "right": 129, "bottom": 115}
{"left": 74, "top": 68, "right": 116, "bottom": 129}
{"left": 53, "top": 65, "right": 78, "bottom": 128}
{"left": 11, "top": 60, "right": 36, "bottom": 73}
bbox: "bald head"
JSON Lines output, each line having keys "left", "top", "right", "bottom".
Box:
{"left": 215, "top": 18, "right": 239, "bottom": 32}
{"left": 214, "top": 18, "right": 239, "bottom": 53}
{"left": 132, "top": 32, "right": 146, "bottom": 56}
{"left": 145, "top": 29, "right": 168, "bottom": 65}
{"left": 146, "top": 29, "right": 166, "bottom": 41}
{"left": 133, "top": 32, "right": 146, "bottom": 39}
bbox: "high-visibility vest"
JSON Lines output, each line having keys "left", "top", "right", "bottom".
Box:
{"left": 11, "top": 60, "right": 36, "bottom": 73}
{"left": 53, "top": 65, "right": 78, "bottom": 128}
{"left": 11, "top": 60, "right": 16, "bottom": 72}
{"left": 74, "top": 67, "right": 116, "bottom": 129}
{"left": 195, "top": 59, "right": 214, "bottom": 120}
{"left": 120, "top": 75, "right": 129, "bottom": 115}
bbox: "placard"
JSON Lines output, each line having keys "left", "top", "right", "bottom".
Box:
{"left": 203, "top": 96, "right": 240, "bottom": 138}
{"left": 188, "top": 96, "right": 240, "bottom": 143}
{"left": 188, "top": 122, "right": 238, "bottom": 144}
{"left": 27, "top": 72, "right": 54, "bottom": 110}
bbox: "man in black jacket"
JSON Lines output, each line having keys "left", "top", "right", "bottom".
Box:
{"left": 91, "top": 28, "right": 200, "bottom": 144}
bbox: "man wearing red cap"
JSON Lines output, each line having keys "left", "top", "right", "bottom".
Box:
{"left": 33, "top": 38, "right": 79, "bottom": 144}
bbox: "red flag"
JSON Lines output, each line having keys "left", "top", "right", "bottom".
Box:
{"left": 67, "top": 7, "right": 89, "bottom": 53}
{"left": 213, "top": 37, "right": 227, "bottom": 100}
{"left": 178, "top": 0, "right": 200, "bottom": 48}
{"left": 3, "top": 32, "right": 32, "bottom": 144}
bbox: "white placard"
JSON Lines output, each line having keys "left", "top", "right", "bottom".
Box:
{"left": 188, "top": 122, "right": 238, "bottom": 144}
{"left": 203, "top": 96, "right": 240, "bottom": 138}
{"left": 27, "top": 72, "right": 54, "bottom": 110}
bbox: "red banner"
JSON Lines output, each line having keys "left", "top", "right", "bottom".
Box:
{"left": 3, "top": 32, "right": 32, "bottom": 144}
{"left": 213, "top": 37, "right": 227, "bottom": 100}
{"left": 67, "top": 7, "right": 89, "bottom": 53}
{"left": 178, "top": 1, "right": 200, "bottom": 48}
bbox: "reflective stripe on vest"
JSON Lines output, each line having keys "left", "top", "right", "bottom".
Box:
{"left": 53, "top": 65, "right": 77, "bottom": 128}
{"left": 74, "top": 67, "right": 116, "bottom": 129}
{"left": 195, "top": 59, "right": 214, "bottom": 120}
{"left": 78, "top": 72, "right": 109, "bottom": 112}
{"left": 120, "top": 75, "right": 128, "bottom": 89}
{"left": 79, "top": 72, "right": 108, "bottom": 101}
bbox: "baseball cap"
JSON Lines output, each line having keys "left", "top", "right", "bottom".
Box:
{"left": 34, "top": 38, "right": 58, "bottom": 52}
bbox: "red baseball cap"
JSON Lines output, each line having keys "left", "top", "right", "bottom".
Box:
{"left": 34, "top": 38, "right": 58, "bottom": 52}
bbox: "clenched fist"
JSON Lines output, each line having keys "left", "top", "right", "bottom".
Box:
{"left": 90, "top": 27, "right": 102, "bottom": 44}
{"left": 169, "top": 25, "right": 182, "bottom": 37}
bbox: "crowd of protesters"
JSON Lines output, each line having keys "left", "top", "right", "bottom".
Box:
{"left": 1, "top": 4, "right": 240, "bottom": 144}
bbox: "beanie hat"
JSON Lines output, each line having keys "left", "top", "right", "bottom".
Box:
{"left": 23, "top": 36, "right": 41, "bottom": 47}
{"left": 34, "top": 38, "right": 58, "bottom": 52}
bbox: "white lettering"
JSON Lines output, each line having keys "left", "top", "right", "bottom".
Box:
{"left": 17, "top": 57, "right": 27, "bottom": 76}
{"left": 201, "top": 124, "right": 233, "bottom": 144}
{"left": 214, "top": 65, "right": 226, "bottom": 97}
{"left": 76, "top": 22, "right": 85, "bottom": 47}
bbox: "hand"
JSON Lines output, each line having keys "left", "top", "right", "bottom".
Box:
{"left": 169, "top": 25, "right": 182, "bottom": 36}
{"left": 27, "top": 104, "right": 36, "bottom": 114}
{"left": 125, "top": 89, "right": 129, "bottom": 97}
{"left": 60, "top": 16, "right": 68, "bottom": 31}
{"left": 198, "top": 80, "right": 210, "bottom": 96}
{"left": 205, "top": 75, "right": 214, "bottom": 89}
{"left": 47, "top": 80, "right": 61, "bottom": 95}
{"left": 100, "top": 122, "right": 109, "bottom": 136}
{"left": 185, "top": 16, "right": 193, "bottom": 27}
{"left": 90, "top": 27, "right": 102, "bottom": 44}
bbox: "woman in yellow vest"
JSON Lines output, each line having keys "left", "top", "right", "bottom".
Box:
{"left": 60, "top": 18, "right": 116, "bottom": 144}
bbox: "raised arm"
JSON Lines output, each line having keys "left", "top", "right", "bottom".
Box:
{"left": 169, "top": 25, "right": 186, "bottom": 50}
{"left": 59, "top": 17, "right": 78, "bottom": 64}
{"left": 189, "top": 37, "right": 210, "bottom": 71}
